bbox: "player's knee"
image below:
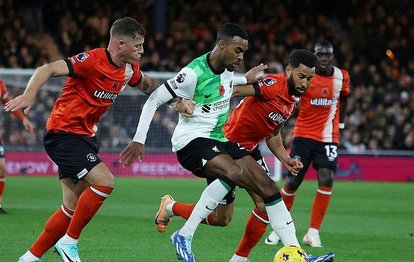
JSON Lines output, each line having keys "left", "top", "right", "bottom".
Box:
{"left": 225, "top": 164, "right": 243, "bottom": 183}
{"left": 318, "top": 168, "right": 334, "bottom": 186}
{"left": 87, "top": 171, "right": 115, "bottom": 187}
{"left": 285, "top": 176, "right": 302, "bottom": 191}
{"left": 101, "top": 175, "right": 115, "bottom": 188}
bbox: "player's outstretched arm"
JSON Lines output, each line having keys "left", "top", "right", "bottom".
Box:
{"left": 119, "top": 141, "right": 145, "bottom": 167}
{"left": 136, "top": 74, "right": 160, "bottom": 95}
{"left": 232, "top": 63, "right": 268, "bottom": 97}
{"left": 174, "top": 98, "right": 195, "bottom": 117}
{"left": 244, "top": 63, "right": 267, "bottom": 84}
{"left": 22, "top": 117, "right": 35, "bottom": 133}
{"left": 119, "top": 84, "right": 176, "bottom": 167}
{"left": 266, "top": 129, "right": 303, "bottom": 176}
{"left": 120, "top": 68, "right": 197, "bottom": 167}
{"left": 4, "top": 60, "right": 69, "bottom": 114}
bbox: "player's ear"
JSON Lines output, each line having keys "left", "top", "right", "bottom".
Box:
{"left": 285, "top": 65, "right": 292, "bottom": 78}
{"left": 118, "top": 39, "right": 125, "bottom": 50}
{"left": 217, "top": 39, "right": 227, "bottom": 50}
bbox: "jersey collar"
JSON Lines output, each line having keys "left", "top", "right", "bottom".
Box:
{"left": 105, "top": 48, "right": 121, "bottom": 68}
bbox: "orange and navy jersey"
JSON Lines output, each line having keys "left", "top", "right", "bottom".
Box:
{"left": 224, "top": 74, "right": 298, "bottom": 151}
{"left": 293, "top": 66, "right": 350, "bottom": 143}
{"left": 0, "top": 80, "right": 25, "bottom": 120}
{"left": 46, "top": 48, "right": 142, "bottom": 137}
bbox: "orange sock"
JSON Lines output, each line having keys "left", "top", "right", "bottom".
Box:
{"left": 281, "top": 186, "right": 296, "bottom": 210}
{"left": 66, "top": 185, "right": 113, "bottom": 239}
{"left": 235, "top": 208, "right": 269, "bottom": 257}
{"left": 172, "top": 202, "right": 215, "bottom": 225}
{"left": 310, "top": 186, "right": 332, "bottom": 230}
{"left": 29, "top": 205, "right": 74, "bottom": 258}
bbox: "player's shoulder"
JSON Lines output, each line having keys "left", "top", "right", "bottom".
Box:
{"left": 187, "top": 53, "right": 209, "bottom": 70}
{"left": 70, "top": 48, "right": 104, "bottom": 65}
{"left": 262, "top": 73, "right": 285, "bottom": 87}
{"left": 334, "top": 66, "right": 350, "bottom": 76}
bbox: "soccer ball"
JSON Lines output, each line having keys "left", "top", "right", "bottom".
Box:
{"left": 273, "top": 246, "right": 307, "bottom": 262}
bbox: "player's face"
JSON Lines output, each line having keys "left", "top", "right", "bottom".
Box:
{"left": 220, "top": 36, "right": 248, "bottom": 71}
{"left": 120, "top": 35, "right": 145, "bottom": 64}
{"left": 286, "top": 63, "right": 315, "bottom": 96}
{"left": 315, "top": 46, "right": 333, "bottom": 71}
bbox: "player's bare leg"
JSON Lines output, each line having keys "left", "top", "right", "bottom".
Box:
{"left": 172, "top": 154, "right": 241, "bottom": 262}
{"left": 231, "top": 191, "right": 269, "bottom": 262}
{"left": 55, "top": 162, "right": 114, "bottom": 262}
{"left": 304, "top": 168, "right": 334, "bottom": 247}
{"left": 235, "top": 155, "right": 299, "bottom": 247}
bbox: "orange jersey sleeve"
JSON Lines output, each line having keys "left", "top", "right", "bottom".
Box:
{"left": 224, "top": 74, "right": 298, "bottom": 151}
{"left": 1, "top": 80, "right": 26, "bottom": 120}
{"left": 293, "top": 66, "right": 350, "bottom": 143}
{"left": 46, "top": 48, "right": 142, "bottom": 136}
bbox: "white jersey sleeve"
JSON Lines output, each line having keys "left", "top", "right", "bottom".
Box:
{"left": 233, "top": 76, "right": 247, "bottom": 85}
{"left": 132, "top": 67, "right": 197, "bottom": 144}
{"left": 164, "top": 67, "right": 197, "bottom": 99}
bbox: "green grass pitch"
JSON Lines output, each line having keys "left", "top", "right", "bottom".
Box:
{"left": 1, "top": 176, "right": 413, "bottom": 261}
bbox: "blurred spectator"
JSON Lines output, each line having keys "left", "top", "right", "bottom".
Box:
{"left": 1, "top": 0, "right": 413, "bottom": 151}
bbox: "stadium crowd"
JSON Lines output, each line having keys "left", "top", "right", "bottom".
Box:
{"left": 1, "top": 0, "right": 413, "bottom": 151}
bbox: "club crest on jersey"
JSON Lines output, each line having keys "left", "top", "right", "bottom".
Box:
{"left": 176, "top": 73, "right": 187, "bottom": 83}
{"left": 263, "top": 78, "right": 277, "bottom": 86}
{"left": 219, "top": 85, "right": 225, "bottom": 96}
{"left": 111, "top": 81, "right": 120, "bottom": 90}
{"left": 86, "top": 153, "right": 97, "bottom": 162}
{"left": 76, "top": 53, "right": 89, "bottom": 62}
{"left": 321, "top": 88, "right": 329, "bottom": 96}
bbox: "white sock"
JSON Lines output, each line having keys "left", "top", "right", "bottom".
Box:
{"left": 166, "top": 201, "right": 176, "bottom": 218}
{"left": 179, "top": 179, "right": 231, "bottom": 237}
{"left": 230, "top": 254, "right": 249, "bottom": 261}
{"left": 22, "top": 251, "right": 39, "bottom": 261}
{"left": 265, "top": 200, "right": 300, "bottom": 247}
{"left": 308, "top": 228, "right": 319, "bottom": 235}
{"left": 61, "top": 233, "right": 78, "bottom": 244}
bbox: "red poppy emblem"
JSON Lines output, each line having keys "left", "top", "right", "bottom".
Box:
{"left": 219, "top": 85, "right": 225, "bottom": 96}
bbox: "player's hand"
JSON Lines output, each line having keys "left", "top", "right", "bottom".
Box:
{"left": 119, "top": 141, "right": 145, "bottom": 167}
{"left": 283, "top": 157, "right": 303, "bottom": 176}
{"left": 22, "top": 118, "right": 35, "bottom": 133}
{"left": 245, "top": 63, "right": 268, "bottom": 84}
{"left": 4, "top": 95, "right": 33, "bottom": 115}
{"left": 176, "top": 99, "right": 195, "bottom": 117}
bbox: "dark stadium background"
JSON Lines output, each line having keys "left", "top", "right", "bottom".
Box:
{"left": 1, "top": 0, "right": 413, "bottom": 153}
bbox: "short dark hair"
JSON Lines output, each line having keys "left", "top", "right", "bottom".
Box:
{"left": 110, "top": 17, "right": 146, "bottom": 39}
{"left": 216, "top": 23, "right": 249, "bottom": 42}
{"left": 288, "top": 49, "right": 317, "bottom": 68}
{"left": 314, "top": 40, "right": 333, "bottom": 53}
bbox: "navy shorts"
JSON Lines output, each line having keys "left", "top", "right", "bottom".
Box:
{"left": 176, "top": 137, "right": 249, "bottom": 177}
{"left": 249, "top": 146, "right": 271, "bottom": 177}
{"left": 43, "top": 130, "right": 102, "bottom": 183}
{"left": 177, "top": 137, "right": 249, "bottom": 205}
{"left": 290, "top": 137, "right": 338, "bottom": 178}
